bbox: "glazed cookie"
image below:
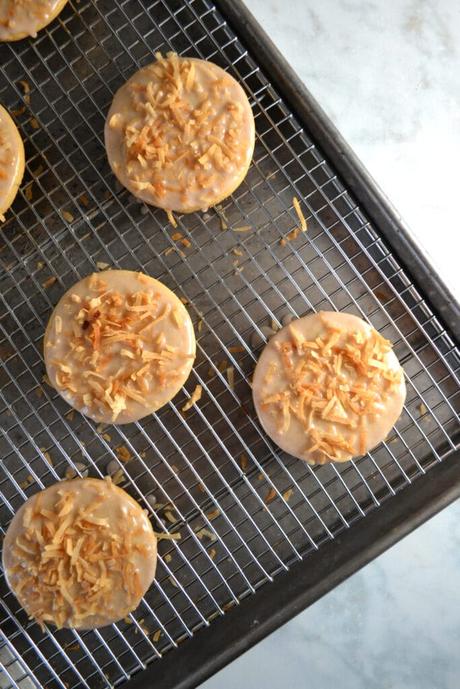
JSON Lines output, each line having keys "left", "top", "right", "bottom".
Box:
{"left": 252, "top": 311, "right": 406, "bottom": 464}
{"left": 0, "top": 104, "right": 25, "bottom": 221}
{"left": 44, "top": 270, "right": 196, "bottom": 424}
{"left": 105, "top": 52, "right": 255, "bottom": 213}
{"left": 2, "top": 477, "right": 158, "bottom": 629}
{"left": 0, "top": 0, "right": 68, "bottom": 41}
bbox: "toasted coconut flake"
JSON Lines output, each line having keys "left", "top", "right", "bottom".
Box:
{"left": 164, "top": 510, "right": 176, "bottom": 524}
{"left": 226, "top": 367, "right": 235, "bottom": 390}
{"left": 24, "top": 183, "right": 33, "bottom": 201}
{"left": 153, "top": 530, "right": 181, "bottom": 541}
{"left": 18, "top": 80, "right": 31, "bottom": 103}
{"left": 62, "top": 210, "right": 74, "bottom": 223}
{"left": 232, "top": 225, "right": 251, "bottom": 233}
{"left": 239, "top": 453, "right": 249, "bottom": 471}
{"left": 283, "top": 226, "right": 301, "bottom": 244}
{"left": 42, "top": 450, "right": 53, "bottom": 466}
{"left": 282, "top": 488, "right": 293, "bottom": 502}
{"left": 171, "top": 308, "right": 183, "bottom": 328}
{"left": 264, "top": 487, "right": 277, "bottom": 504}
{"left": 11, "top": 105, "right": 27, "bottom": 117}
{"left": 182, "top": 384, "right": 202, "bottom": 412}
{"left": 111, "top": 468, "right": 125, "bottom": 485}
{"left": 19, "top": 475, "right": 34, "bottom": 489}
{"left": 166, "top": 210, "right": 177, "bottom": 228}
{"left": 195, "top": 527, "right": 217, "bottom": 542}
{"left": 115, "top": 445, "right": 132, "bottom": 463}
{"left": 206, "top": 508, "right": 220, "bottom": 521}
{"left": 42, "top": 276, "right": 57, "bottom": 289}
{"left": 292, "top": 196, "right": 307, "bottom": 232}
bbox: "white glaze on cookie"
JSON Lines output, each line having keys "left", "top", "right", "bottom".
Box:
{"left": 105, "top": 53, "right": 255, "bottom": 213}
{"left": 252, "top": 311, "right": 406, "bottom": 464}
{"left": 3, "top": 478, "right": 157, "bottom": 629}
{"left": 44, "top": 270, "right": 196, "bottom": 424}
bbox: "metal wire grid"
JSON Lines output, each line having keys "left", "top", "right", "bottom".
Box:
{"left": 0, "top": 0, "right": 458, "bottom": 686}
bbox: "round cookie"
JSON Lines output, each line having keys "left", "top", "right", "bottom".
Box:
{"left": 252, "top": 311, "right": 406, "bottom": 464}
{"left": 0, "top": 104, "right": 25, "bottom": 222}
{"left": 2, "top": 477, "right": 158, "bottom": 629}
{"left": 105, "top": 52, "right": 255, "bottom": 213}
{"left": 44, "top": 270, "right": 196, "bottom": 424}
{"left": 0, "top": 0, "right": 68, "bottom": 41}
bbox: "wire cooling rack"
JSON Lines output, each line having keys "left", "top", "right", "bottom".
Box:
{"left": 0, "top": 0, "right": 459, "bottom": 688}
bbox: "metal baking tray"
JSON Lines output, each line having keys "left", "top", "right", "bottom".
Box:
{"left": 1, "top": 1, "right": 459, "bottom": 688}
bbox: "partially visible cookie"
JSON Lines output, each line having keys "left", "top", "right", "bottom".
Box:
{"left": 44, "top": 270, "right": 196, "bottom": 424}
{"left": 0, "top": 104, "right": 25, "bottom": 222}
{"left": 0, "top": 0, "right": 68, "bottom": 41}
{"left": 252, "top": 311, "right": 406, "bottom": 464}
{"left": 105, "top": 52, "right": 255, "bottom": 213}
{"left": 2, "top": 477, "right": 158, "bottom": 629}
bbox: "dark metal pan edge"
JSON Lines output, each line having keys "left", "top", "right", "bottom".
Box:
{"left": 126, "top": 449, "right": 460, "bottom": 689}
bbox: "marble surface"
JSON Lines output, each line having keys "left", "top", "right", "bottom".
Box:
{"left": 201, "top": 2, "right": 460, "bottom": 688}
{"left": 243, "top": 0, "right": 460, "bottom": 299}
{"left": 201, "top": 503, "right": 460, "bottom": 689}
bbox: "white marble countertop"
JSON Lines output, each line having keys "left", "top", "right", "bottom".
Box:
{"left": 243, "top": 0, "right": 460, "bottom": 300}
{"left": 200, "top": 2, "right": 460, "bottom": 687}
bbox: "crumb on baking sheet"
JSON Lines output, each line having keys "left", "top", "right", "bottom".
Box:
{"left": 195, "top": 526, "right": 217, "bottom": 542}
{"left": 226, "top": 366, "right": 235, "bottom": 390}
{"left": 182, "top": 384, "right": 202, "bottom": 411}
{"left": 115, "top": 445, "right": 132, "bottom": 463}
{"left": 239, "top": 453, "right": 249, "bottom": 471}
{"left": 42, "top": 276, "right": 57, "bottom": 289}
{"left": 166, "top": 209, "right": 177, "bottom": 228}
{"left": 293, "top": 196, "right": 307, "bottom": 232}
{"left": 62, "top": 210, "right": 74, "bottom": 223}
{"left": 18, "top": 80, "right": 30, "bottom": 104}
{"left": 264, "top": 487, "right": 277, "bottom": 504}
{"left": 153, "top": 530, "right": 181, "bottom": 541}
{"left": 19, "top": 474, "right": 34, "bottom": 489}
{"left": 206, "top": 507, "right": 220, "bottom": 521}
